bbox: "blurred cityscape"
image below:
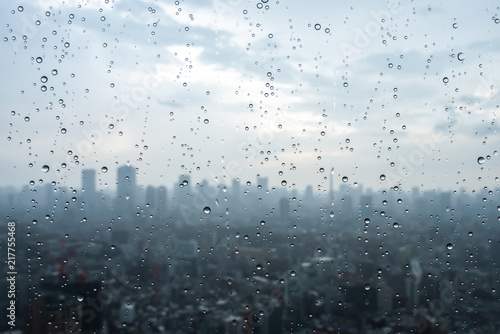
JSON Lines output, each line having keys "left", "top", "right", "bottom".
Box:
{"left": 1, "top": 164, "right": 499, "bottom": 333}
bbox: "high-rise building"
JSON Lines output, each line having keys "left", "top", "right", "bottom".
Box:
{"left": 157, "top": 185, "right": 167, "bottom": 217}
{"left": 81, "top": 169, "right": 96, "bottom": 195}
{"left": 145, "top": 185, "right": 156, "bottom": 209}
{"left": 116, "top": 165, "right": 137, "bottom": 216}
{"left": 279, "top": 197, "right": 289, "bottom": 222}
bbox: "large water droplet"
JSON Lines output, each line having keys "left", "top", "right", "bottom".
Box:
{"left": 446, "top": 243, "right": 453, "bottom": 250}
{"left": 42, "top": 165, "right": 50, "bottom": 173}
{"left": 101, "top": 166, "right": 108, "bottom": 173}
{"left": 203, "top": 206, "right": 211, "bottom": 214}
{"left": 380, "top": 174, "right": 386, "bottom": 181}
{"left": 477, "top": 156, "right": 485, "bottom": 164}
{"left": 457, "top": 52, "right": 465, "bottom": 61}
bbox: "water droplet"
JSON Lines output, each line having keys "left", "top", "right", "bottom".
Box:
{"left": 314, "top": 23, "right": 321, "bottom": 30}
{"left": 61, "top": 128, "right": 67, "bottom": 134}
{"left": 51, "top": 69, "right": 58, "bottom": 75}
{"left": 42, "top": 165, "right": 50, "bottom": 173}
{"left": 364, "top": 218, "right": 370, "bottom": 224}
{"left": 281, "top": 180, "right": 287, "bottom": 186}
{"left": 290, "top": 270, "right": 296, "bottom": 277}
{"left": 342, "top": 176, "right": 348, "bottom": 182}
{"left": 17, "top": 6, "right": 24, "bottom": 12}
{"left": 446, "top": 243, "right": 453, "bottom": 250}
{"left": 204, "top": 119, "right": 209, "bottom": 124}
{"left": 111, "top": 245, "right": 115, "bottom": 250}
{"left": 477, "top": 156, "right": 485, "bottom": 164}
{"left": 256, "top": 264, "right": 262, "bottom": 270}
{"left": 203, "top": 206, "right": 211, "bottom": 214}
{"left": 260, "top": 220, "right": 266, "bottom": 226}
{"left": 36, "top": 57, "right": 43, "bottom": 63}
{"left": 101, "top": 166, "right": 108, "bottom": 173}
{"left": 452, "top": 22, "right": 458, "bottom": 29}
{"left": 41, "top": 76, "right": 48, "bottom": 83}
{"left": 443, "top": 77, "right": 449, "bottom": 83}
{"left": 380, "top": 174, "right": 386, "bottom": 181}
{"left": 457, "top": 52, "right": 465, "bottom": 61}
{"left": 32, "top": 220, "right": 37, "bottom": 225}
{"left": 364, "top": 283, "right": 371, "bottom": 290}
{"left": 24, "top": 116, "right": 30, "bottom": 122}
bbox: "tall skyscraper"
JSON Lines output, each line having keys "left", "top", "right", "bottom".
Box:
{"left": 81, "top": 169, "right": 96, "bottom": 195}
{"left": 157, "top": 185, "right": 167, "bottom": 217}
{"left": 82, "top": 169, "right": 96, "bottom": 212}
{"left": 116, "top": 165, "right": 137, "bottom": 215}
{"left": 329, "top": 167, "right": 334, "bottom": 206}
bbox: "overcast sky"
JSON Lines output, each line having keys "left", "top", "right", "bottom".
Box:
{"left": 1, "top": 0, "right": 499, "bottom": 196}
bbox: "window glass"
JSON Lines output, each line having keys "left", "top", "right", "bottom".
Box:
{"left": 1, "top": 1, "right": 499, "bottom": 333}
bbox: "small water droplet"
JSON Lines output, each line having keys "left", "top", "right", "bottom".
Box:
{"left": 42, "top": 165, "right": 50, "bottom": 173}
{"left": 281, "top": 180, "right": 287, "bottom": 186}
{"left": 380, "top": 174, "right": 386, "bottom": 181}
{"left": 290, "top": 270, "right": 296, "bottom": 277}
{"left": 364, "top": 283, "right": 371, "bottom": 290}
{"left": 446, "top": 243, "right": 453, "bottom": 250}
{"left": 36, "top": 57, "right": 43, "bottom": 63}
{"left": 342, "top": 176, "right": 348, "bottom": 183}
{"left": 314, "top": 23, "right": 321, "bottom": 30}
{"left": 77, "top": 294, "right": 84, "bottom": 301}
{"left": 101, "top": 166, "right": 108, "bottom": 173}
{"left": 203, "top": 206, "right": 211, "bottom": 214}
{"left": 477, "top": 156, "right": 485, "bottom": 164}
{"left": 457, "top": 52, "right": 465, "bottom": 61}
{"left": 443, "top": 77, "right": 449, "bottom": 83}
